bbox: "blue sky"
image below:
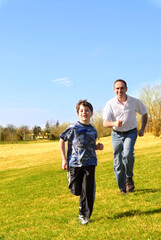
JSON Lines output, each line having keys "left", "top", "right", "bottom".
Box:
{"left": 0, "top": 0, "right": 161, "bottom": 128}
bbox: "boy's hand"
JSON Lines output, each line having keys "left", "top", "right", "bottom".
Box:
{"left": 62, "top": 160, "right": 67, "bottom": 170}
{"left": 96, "top": 142, "right": 104, "bottom": 150}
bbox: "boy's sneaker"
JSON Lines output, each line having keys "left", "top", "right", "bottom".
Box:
{"left": 78, "top": 215, "right": 90, "bottom": 225}
{"left": 125, "top": 178, "right": 135, "bottom": 192}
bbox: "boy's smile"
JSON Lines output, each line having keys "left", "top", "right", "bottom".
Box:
{"left": 77, "top": 104, "right": 93, "bottom": 125}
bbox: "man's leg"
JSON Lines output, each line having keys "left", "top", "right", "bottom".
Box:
{"left": 112, "top": 132, "right": 126, "bottom": 192}
{"left": 122, "top": 129, "right": 137, "bottom": 192}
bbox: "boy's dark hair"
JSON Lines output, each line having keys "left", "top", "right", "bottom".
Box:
{"left": 76, "top": 99, "right": 93, "bottom": 113}
{"left": 114, "top": 79, "right": 127, "bottom": 88}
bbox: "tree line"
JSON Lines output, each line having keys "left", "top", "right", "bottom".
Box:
{"left": 0, "top": 85, "right": 160, "bottom": 143}
{"left": 0, "top": 121, "right": 68, "bottom": 143}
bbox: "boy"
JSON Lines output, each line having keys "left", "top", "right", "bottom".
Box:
{"left": 59, "top": 99, "right": 103, "bottom": 225}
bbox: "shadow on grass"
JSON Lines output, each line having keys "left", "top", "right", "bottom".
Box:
{"left": 134, "top": 188, "right": 161, "bottom": 194}
{"left": 107, "top": 208, "right": 161, "bottom": 219}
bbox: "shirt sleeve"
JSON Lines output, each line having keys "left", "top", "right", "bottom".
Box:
{"left": 136, "top": 99, "right": 147, "bottom": 115}
{"left": 102, "top": 101, "right": 113, "bottom": 121}
{"left": 59, "top": 125, "right": 74, "bottom": 141}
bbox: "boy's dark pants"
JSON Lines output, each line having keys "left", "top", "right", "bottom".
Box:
{"left": 67, "top": 165, "right": 96, "bottom": 219}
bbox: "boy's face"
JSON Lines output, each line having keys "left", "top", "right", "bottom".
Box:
{"left": 77, "top": 104, "right": 93, "bottom": 125}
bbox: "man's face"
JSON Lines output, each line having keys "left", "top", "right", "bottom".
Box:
{"left": 114, "top": 81, "right": 127, "bottom": 99}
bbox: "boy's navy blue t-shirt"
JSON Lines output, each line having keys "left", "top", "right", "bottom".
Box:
{"left": 60, "top": 121, "right": 97, "bottom": 167}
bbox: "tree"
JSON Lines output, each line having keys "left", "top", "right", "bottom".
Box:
{"left": 50, "top": 122, "right": 69, "bottom": 140}
{"left": 140, "top": 84, "right": 161, "bottom": 136}
{"left": 45, "top": 121, "right": 50, "bottom": 133}
{"left": 16, "top": 126, "right": 30, "bottom": 140}
{"left": 56, "top": 120, "right": 59, "bottom": 127}
{"left": 0, "top": 125, "right": 3, "bottom": 141}
{"left": 33, "top": 126, "right": 41, "bottom": 139}
{"left": 44, "top": 121, "right": 51, "bottom": 139}
{"left": 3, "top": 124, "right": 17, "bottom": 143}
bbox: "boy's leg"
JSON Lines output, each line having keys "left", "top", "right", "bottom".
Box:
{"left": 79, "top": 165, "right": 96, "bottom": 219}
{"left": 67, "top": 167, "right": 83, "bottom": 196}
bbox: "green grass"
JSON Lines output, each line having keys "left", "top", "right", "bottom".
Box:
{"left": 0, "top": 134, "right": 161, "bottom": 239}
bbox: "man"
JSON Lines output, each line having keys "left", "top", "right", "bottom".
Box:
{"left": 103, "top": 79, "right": 148, "bottom": 194}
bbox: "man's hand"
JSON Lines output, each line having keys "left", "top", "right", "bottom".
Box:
{"left": 116, "top": 120, "right": 124, "bottom": 127}
{"left": 138, "top": 129, "right": 144, "bottom": 137}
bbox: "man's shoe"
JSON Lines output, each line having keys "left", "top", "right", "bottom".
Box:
{"left": 78, "top": 215, "right": 90, "bottom": 225}
{"left": 120, "top": 190, "right": 126, "bottom": 195}
{"left": 125, "top": 178, "right": 135, "bottom": 192}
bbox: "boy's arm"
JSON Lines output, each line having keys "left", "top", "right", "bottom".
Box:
{"left": 59, "top": 138, "right": 68, "bottom": 170}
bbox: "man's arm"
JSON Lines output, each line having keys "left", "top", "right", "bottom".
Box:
{"left": 138, "top": 113, "right": 148, "bottom": 137}
{"left": 103, "top": 119, "right": 123, "bottom": 128}
{"left": 59, "top": 138, "right": 67, "bottom": 170}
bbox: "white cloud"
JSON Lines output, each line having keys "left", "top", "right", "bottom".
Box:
{"left": 52, "top": 77, "right": 72, "bottom": 87}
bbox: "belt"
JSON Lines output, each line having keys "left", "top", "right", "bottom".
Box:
{"left": 113, "top": 128, "right": 137, "bottom": 135}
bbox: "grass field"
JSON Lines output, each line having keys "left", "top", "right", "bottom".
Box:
{"left": 0, "top": 134, "right": 161, "bottom": 240}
